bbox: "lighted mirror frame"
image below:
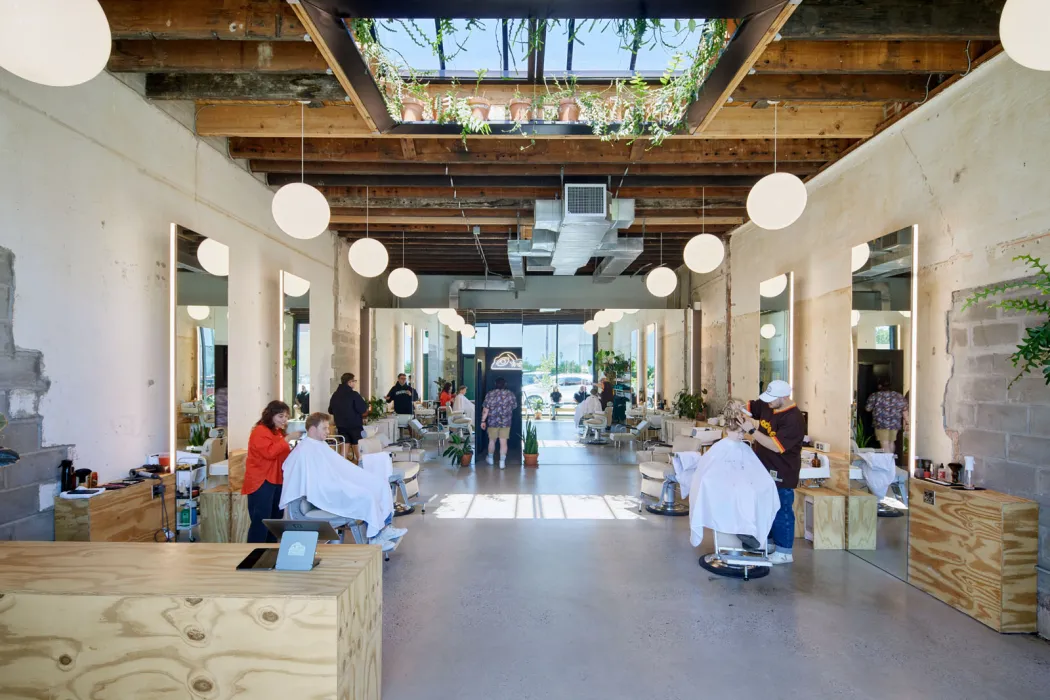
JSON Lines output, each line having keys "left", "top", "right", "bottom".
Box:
{"left": 759, "top": 272, "right": 795, "bottom": 390}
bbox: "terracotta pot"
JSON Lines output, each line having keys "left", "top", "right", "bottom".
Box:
{"left": 460, "top": 453, "right": 473, "bottom": 467}
{"left": 606, "top": 96, "right": 624, "bottom": 122}
{"left": 401, "top": 97, "right": 425, "bottom": 121}
{"left": 534, "top": 410, "right": 542, "bottom": 420}
{"left": 558, "top": 97, "right": 580, "bottom": 121}
{"left": 467, "top": 97, "right": 491, "bottom": 122}
{"left": 509, "top": 98, "right": 532, "bottom": 122}
{"left": 524, "top": 453, "right": 539, "bottom": 468}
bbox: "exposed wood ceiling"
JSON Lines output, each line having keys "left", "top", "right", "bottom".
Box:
{"left": 102, "top": 0, "right": 1005, "bottom": 277}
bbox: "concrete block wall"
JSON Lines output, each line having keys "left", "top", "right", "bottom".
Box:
{"left": 944, "top": 284, "right": 1050, "bottom": 635}
{"left": 0, "top": 247, "right": 69, "bottom": 540}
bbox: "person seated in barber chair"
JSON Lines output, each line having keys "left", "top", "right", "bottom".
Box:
{"left": 574, "top": 384, "right": 588, "bottom": 404}
{"left": 684, "top": 400, "right": 781, "bottom": 559}
{"left": 574, "top": 386, "right": 604, "bottom": 427}
{"left": 279, "top": 412, "right": 405, "bottom": 550}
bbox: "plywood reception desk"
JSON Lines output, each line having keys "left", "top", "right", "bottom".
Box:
{"left": 0, "top": 542, "right": 382, "bottom": 699}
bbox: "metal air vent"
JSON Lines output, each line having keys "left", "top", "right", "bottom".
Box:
{"left": 564, "top": 184, "right": 608, "bottom": 219}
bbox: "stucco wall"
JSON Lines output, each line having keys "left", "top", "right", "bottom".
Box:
{"left": 692, "top": 53, "right": 1050, "bottom": 636}
{"left": 0, "top": 70, "right": 339, "bottom": 483}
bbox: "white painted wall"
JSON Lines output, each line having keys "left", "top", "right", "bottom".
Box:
{"left": 696, "top": 54, "right": 1050, "bottom": 462}
{"left": 0, "top": 70, "right": 341, "bottom": 481}
{"left": 371, "top": 309, "right": 445, "bottom": 401}
{"left": 608, "top": 310, "right": 686, "bottom": 405}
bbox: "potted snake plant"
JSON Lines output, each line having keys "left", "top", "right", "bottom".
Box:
{"left": 523, "top": 420, "right": 539, "bottom": 468}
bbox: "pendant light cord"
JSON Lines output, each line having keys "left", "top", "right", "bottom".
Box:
{"left": 365, "top": 186, "right": 369, "bottom": 238}
{"left": 773, "top": 102, "right": 778, "bottom": 174}
{"left": 702, "top": 186, "right": 705, "bottom": 234}
{"left": 300, "top": 101, "right": 305, "bottom": 184}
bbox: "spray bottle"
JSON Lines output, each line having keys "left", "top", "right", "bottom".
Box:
{"left": 963, "top": 455, "right": 975, "bottom": 490}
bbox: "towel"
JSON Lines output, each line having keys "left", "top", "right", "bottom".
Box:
{"left": 687, "top": 438, "right": 781, "bottom": 547}
{"left": 360, "top": 451, "right": 394, "bottom": 481}
{"left": 672, "top": 451, "right": 704, "bottom": 495}
{"left": 279, "top": 437, "right": 393, "bottom": 537}
{"left": 855, "top": 450, "right": 897, "bottom": 499}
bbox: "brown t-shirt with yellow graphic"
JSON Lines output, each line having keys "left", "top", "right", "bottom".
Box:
{"left": 748, "top": 399, "right": 806, "bottom": 489}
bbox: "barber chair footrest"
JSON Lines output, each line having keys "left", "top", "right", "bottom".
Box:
{"left": 699, "top": 553, "right": 771, "bottom": 580}
{"left": 645, "top": 502, "right": 689, "bottom": 516}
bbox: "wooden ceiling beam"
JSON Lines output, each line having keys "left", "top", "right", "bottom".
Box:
{"left": 754, "top": 40, "right": 978, "bottom": 74}
{"left": 229, "top": 136, "right": 854, "bottom": 163}
{"left": 101, "top": 0, "right": 306, "bottom": 41}
{"left": 147, "top": 73, "right": 346, "bottom": 101}
{"left": 780, "top": 0, "right": 1004, "bottom": 41}
{"left": 199, "top": 102, "right": 882, "bottom": 139}
{"left": 249, "top": 160, "right": 822, "bottom": 177}
{"left": 331, "top": 214, "right": 744, "bottom": 226}
{"left": 107, "top": 39, "right": 328, "bottom": 73}
{"left": 733, "top": 74, "right": 929, "bottom": 102}
{"left": 328, "top": 206, "right": 746, "bottom": 218}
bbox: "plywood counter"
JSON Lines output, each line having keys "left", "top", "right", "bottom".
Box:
{"left": 908, "top": 480, "right": 1038, "bottom": 633}
{"left": 0, "top": 542, "right": 382, "bottom": 699}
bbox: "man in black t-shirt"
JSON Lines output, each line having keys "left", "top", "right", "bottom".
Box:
{"left": 385, "top": 373, "right": 418, "bottom": 415}
{"left": 742, "top": 380, "right": 806, "bottom": 565}
{"left": 328, "top": 373, "right": 367, "bottom": 462}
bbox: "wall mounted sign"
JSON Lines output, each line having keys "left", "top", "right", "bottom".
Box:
{"left": 491, "top": 351, "right": 523, "bottom": 371}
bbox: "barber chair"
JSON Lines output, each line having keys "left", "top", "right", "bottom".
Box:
{"left": 200, "top": 428, "right": 227, "bottom": 466}
{"left": 449, "top": 413, "right": 474, "bottom": 440}
{"left": 698, "top": 532, "right": 772, "bottom": 581}
{"left": 359, "top": 436, "right": 421, "bottom": 517}
{"left": 285, "top": 497, "right": 401, "bottom": 561}
{"left": 581, "top": 413, "right": 608, "bottom": 445}
{"left": 626, "top": 420, "right": 651, "bottom": 448}
{"left": 396, "top": 413, "right": 413, "bottom": 440}
{"left": 409, "top": 418, "right": 447, "bottom": 449}
{"left": 638, "top": 436, "right": 701, "bottom": 515}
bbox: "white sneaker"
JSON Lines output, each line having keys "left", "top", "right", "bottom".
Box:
{"left": 499, "top": 459, "right": 506, "bottom": 470}
{"left": 486, "top": 453, "right": 494, "bottom": 465}
{"left": 769, "top": 552, "right": 793, "bottom": 565}
{"left": 380, "top": 540, "right": 396, "bottom": 552}
{"left": 372, "top": 526, "right": 407, "bottom": 543}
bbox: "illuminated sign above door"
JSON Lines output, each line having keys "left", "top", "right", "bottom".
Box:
{"left": 491, "top": 351, "right": 523, "bottom": 371}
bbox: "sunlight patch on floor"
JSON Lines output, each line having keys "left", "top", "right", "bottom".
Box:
{"left": 430, "top": 493, "right": 645, "bottom": 520}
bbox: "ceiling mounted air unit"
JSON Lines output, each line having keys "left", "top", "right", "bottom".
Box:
{"left": 563, "top": 183, "right": 608, "bottom": 221}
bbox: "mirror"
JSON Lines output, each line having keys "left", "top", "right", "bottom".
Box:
{"left": 848, "top": 226, "right": 916, "bottom": 581}
{"left": 645, "top": 323, "right": 658, "bottom": 409}
{"left": 281, "top": 271, "right": 311, "bottom": 419}
{"left": 172, "top": 226, "right": 229, "bottom": 462}
{"left": 759, "top": 272, "right": 793, "bottom": 391}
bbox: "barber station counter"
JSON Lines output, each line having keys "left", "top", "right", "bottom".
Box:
{"left": 0, "top": 542, "right": 382, "bottom": 699}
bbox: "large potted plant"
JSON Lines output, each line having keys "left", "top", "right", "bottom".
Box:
{"left": 672, "top": 389, "right": 709, "bottom": 422}
{"left": 523, "top": 420, "right": 539, "bottom": 467}
{"left": 594, "top": 350, "right": 633, "bottom": 382}
{"left": 366, "top": 396, "right": 387, "bottom": 422}
{"left": 442, "top": 433, "right": 474, "bottom": 467}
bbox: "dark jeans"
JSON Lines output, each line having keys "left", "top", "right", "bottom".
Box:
{"left": 246, "top": 480, "right": 283, "bottom": 543}
{"left": 770, "top": 488, "right": 795, "bottom": 552}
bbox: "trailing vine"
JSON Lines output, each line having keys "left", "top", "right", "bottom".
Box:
{"left": 346, "top": 17, "right": 729, "bottom": 147}
{"left": 963, "top": 254, "right": 1050, "bottom": 386}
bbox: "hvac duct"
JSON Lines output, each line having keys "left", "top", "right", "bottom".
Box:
{"left": 449, "top": 278, "right": 518, "bottom": 308}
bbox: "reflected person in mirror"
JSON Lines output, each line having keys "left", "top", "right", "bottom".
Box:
{"left": 328, "top": 373, "right": 368, "bottom": 463}
{"left": 741, "top": 380, "right": 806, "bottom": 565}
{"left": 295, "top": 385, "right": 310, "bottom": 416}
{"left": 385, "top": 373, "right": 418, "bottom": 415}
{"left": 865, "top": 379, "right": 907, "bottom": 452}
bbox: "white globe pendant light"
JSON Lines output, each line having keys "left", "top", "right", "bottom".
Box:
{"left": 448, "top": 314, "right": 466, "bottom": 332}
{"left": 623, "top": 309, "right": 639, "bottom": 314}
{"left": 760, "top": 274, "right": 788, "bottom": 298}
{"left": 646, "top": 267, "right": 677, "bottom": 298}
{"left": 348, "top": 237, "right": 388, "bottom": 278}
{"left": 746, "top": 103, "right": 807, "bottom": 231}
{"left": 283, "top": 271, "right": 310, "bottom": 297}
{"left": 387, "top": 267, "right": 419, "bottom": 298}
{"left": 462, "top": 324, "right": 476, "bottom": 338}
{"left": 851, "top": 310, "right": 861, "bottom": 327}
{"left": 850, "top": 243, "right": 870, "bottom": 272}
{"left": 0, "top": 1, "right": 111, "bottom": 87}
{"left": 583, "top": 320, "right": 599, "bottom": 335}
{"left": 1001, "top": 0, "right": 1050, "bottom": 71}
{"left": 606, "top": 309, "right": 624, "bottom": 323}
{"left": 683, "top": 234, "right": 725, "bottom": 274}
{"left": 760, "top": 323, "right": 777, "bottom": 339}
{"left": 187, "top": 305, "right": 210, "bottom": 321}
{"left": 421, "top": 308, "right": 438, "bottom": 315}
{"left": 437, "top": 308, "right": 458, "bottom": 325}
{"left": 272, "top": 102, "right": 330, "bottom": 239}
{"left": 594, "top": 310, "right": 610, "bottom": 325}
{"left": 197, "top": 238, "right": 229, "bottom": 277}
{"left": 899, "top": 310, "right": 912, "bottom": 319}
{"left": 347, "top": 186, "right": 388, "bottom": 277}
{"left": 272, "top": 182, "right": 330, "bottom": 240}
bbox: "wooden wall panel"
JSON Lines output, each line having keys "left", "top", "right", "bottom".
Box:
{"left": 54, "top": 473, "right": 175, "bottom": 542}
{"left": 228, "top": 449, "right": 247, "bottom": 492}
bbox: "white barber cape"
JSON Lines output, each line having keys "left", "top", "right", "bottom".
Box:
{"left": 575, "top": 395, "right": 603, "bottom": 425}
{"left": 855, "top": 450, "right": 897, "bottom": 499}
{"left": 279, "top": 436, "right": 393, "bottom": 537}
{"left": 359, "top": 451, "right": 394, "bottom": 481}
{"left": 686, "top": 438, "right": 780, "bottom": 547}
{"left": 452, "top": 394, "right": 475, "bottom": 417}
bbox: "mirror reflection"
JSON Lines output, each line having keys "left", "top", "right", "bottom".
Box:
{"left": 848, "top": 226, "right": 916, "bottom": 581}
{"left": 759, "top": 272, "right": 793, "bottom": 390}
{"left": 282, "top": 271, "right": 311, "bottom": 419}
{"left": 174, "top": 228, "right": 229, "bottom": 462}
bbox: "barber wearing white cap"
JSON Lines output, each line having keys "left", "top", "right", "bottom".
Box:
{"left": 741, "top": 380, "right": 805, "bottom": 564}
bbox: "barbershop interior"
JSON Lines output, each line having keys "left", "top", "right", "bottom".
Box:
{"left": 3, "top": 2, "right": 1050, "bottom": 698}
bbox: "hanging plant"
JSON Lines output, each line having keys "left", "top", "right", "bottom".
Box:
{"left": 963, "top": 254, "right": 1050, "bottom": 386}
{"left": 347, "top": 17, "right": 729, "bottom": 148}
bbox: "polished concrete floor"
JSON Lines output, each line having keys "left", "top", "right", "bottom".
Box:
{"left": 382, "top": 421, "right": 1050, "bottom": 700}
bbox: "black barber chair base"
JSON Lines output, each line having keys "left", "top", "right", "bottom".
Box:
{"left": 877, "top": 503, "right": 904, "bottom": 518}
{"left": 393, "top": 503, "right": 415, "bottom": 517}
{"left": 699, "top": 553, "right": 770, "bottom": 580}
{"left": 646, "top": 502, "right": 689, "bottom": 516}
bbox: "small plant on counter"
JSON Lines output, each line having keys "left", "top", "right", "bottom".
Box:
{"left": 366, "top": 396, "right": 388, "bottom": 422}
{"left": 964, "top": 254, "right": 1050, "bottom": 386}
{"left": 442, "top": 432, "right": 474, "bottom": 467}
